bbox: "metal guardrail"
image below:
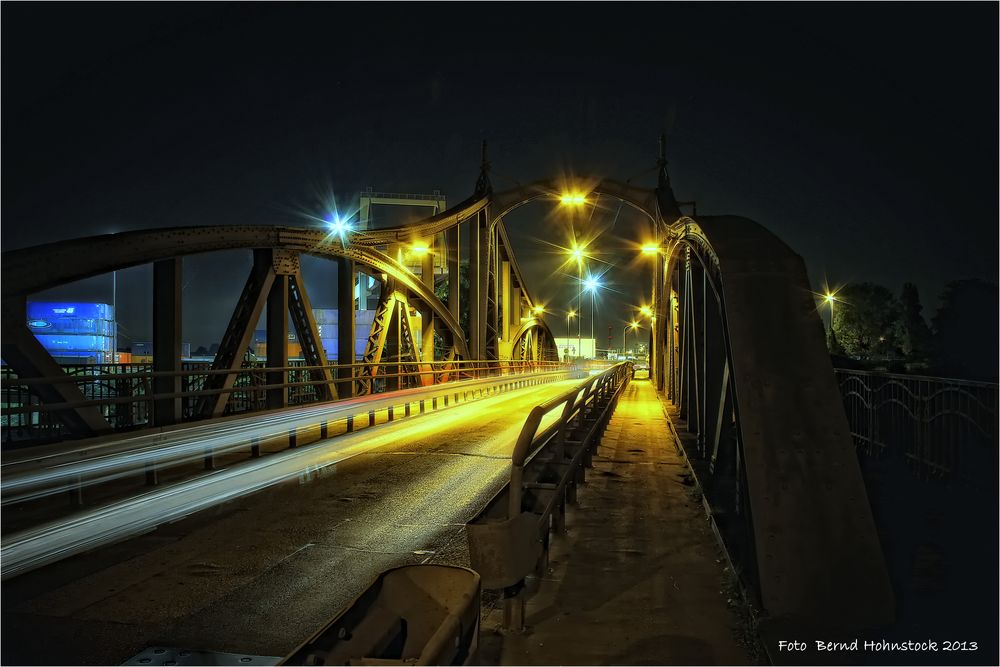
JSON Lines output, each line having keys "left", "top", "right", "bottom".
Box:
{"left": 1, "top": 359, "right": 563, "bottom": 444}
{"left": 1, "top": 369, "right": 569, "bottom": 509}
{"left": 834, "top": 369, "right": 998, "bottom": 490}
{"left": 1, "top": 369, "right": 573, "bottom": 579}
{"left": 279, "top": 565, "right": 480, "bottom": 666}
{"left": 466, "top": 362, "right": 632, "bottom": 631}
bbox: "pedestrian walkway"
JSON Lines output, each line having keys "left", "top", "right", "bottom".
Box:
{"left": 481, "top": 379, "right": 752, "bottom": 665}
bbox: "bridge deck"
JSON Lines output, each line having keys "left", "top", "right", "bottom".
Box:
{"left": 483, "top": 378, "right": 752, "bottom": 665}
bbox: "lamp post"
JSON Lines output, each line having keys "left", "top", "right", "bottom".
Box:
{"left": 566, "top": 310, "right": 576, "bottom": 360}
{"left": 584, "top": 277, "right": 601, "bottom": 360}
{"left": 623, "top": 321, "right": 639, "bottom": 358}
{"left": 567, "top": 246, "right": 585, "bottom": 359}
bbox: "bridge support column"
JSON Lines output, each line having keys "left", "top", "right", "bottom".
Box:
{"left": 468, "top": 212, "right": 485, "bottom": 361}
{"left": 702, "top": 275, "right": 727, "bottom": 464}
{"left": 267, "top": 274, "right": 290, "bottom": 410}
{"left": 420, "top": 239, "right": 435, "bottom": 382}
{"left": 337, "top": 258, "right": 356, "bottom": 398}
{"left": 690, "top": 260, "right": 705, "bottom": 452}
{"left": 446, "top": 225, "right": 461, "bottom": 357}
{"left": 153, "top": 258, "right": 183, "bottom": 426}
{"left": 500, "top": 260, "right": 512, "bottom": 357}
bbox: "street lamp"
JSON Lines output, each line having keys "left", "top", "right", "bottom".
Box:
{"left": 326, "top": 214, "right": 353, "bottom": 247}
{"left": 566, "top": 310, "right": 576, "bottom": 359}
{"left": 623, "top": 321, "right": 639, "bottom": 357}
{"left": 641, "top": 245, "right": 659, "bottom": 256}
{"left": 584, "top": 277, "right": 602, "bottom": 357}
{"left": 559, "top": 192, "right": 587, "bottom": 206}
{"left": 566, "top": 245, "right": 587, "bottom": 357}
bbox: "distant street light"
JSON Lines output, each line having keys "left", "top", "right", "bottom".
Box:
{"left": 824, "top": 292, "right": 837, "bottom": 334}
{"left": 623, "top": 321, "right": 639, "bottom": 356}
{"left": 641, "top": 244, "right": 659, "bottom": 255}
{"left": 566, "top": 245, "right": 588, "bottom": 356}
{"left": 409, "top": 243, "right": 430, "bottom": 255}
{"left": 566, "top": 309, "right": 576, "bottom": 346}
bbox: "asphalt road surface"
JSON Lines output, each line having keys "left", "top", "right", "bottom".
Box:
{"left": 1, "top": 378, "right": 582, "bottom": 666}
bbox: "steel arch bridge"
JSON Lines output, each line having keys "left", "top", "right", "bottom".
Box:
{"left": 0, "top": 143, "right": 894, "bottom": 636}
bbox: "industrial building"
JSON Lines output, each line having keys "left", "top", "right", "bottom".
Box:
{"left": 26, "top": 302, "right": 117, "bottom": 364}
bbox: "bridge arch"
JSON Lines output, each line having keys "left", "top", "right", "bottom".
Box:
{"left": 656, "top": 213, "right": 894, "bottom": 628}
{"left": 490, "top": 178, "right": 658, "bottom": 224}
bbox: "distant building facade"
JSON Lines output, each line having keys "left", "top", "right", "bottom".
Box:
{"left": 26, "top": 302, "right": 116, "bottom": 364}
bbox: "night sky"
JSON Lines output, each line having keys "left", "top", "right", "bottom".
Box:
{"left": 3, "top": 3, "right": 997, "bottom": 351}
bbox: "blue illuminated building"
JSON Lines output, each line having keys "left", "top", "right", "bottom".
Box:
{"left": 27, "top": 302, "right": 116, "bottom": 364}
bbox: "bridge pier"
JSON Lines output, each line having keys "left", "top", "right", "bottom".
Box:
{"left": 153, "top": 258, "right": 183, "bottom": 426}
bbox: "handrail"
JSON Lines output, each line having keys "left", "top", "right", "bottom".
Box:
{"left": 1, "top": 359, "right": 565, "bottom": 443}
{"left": 466, "top": 361, "right": 633, "bottom": 631}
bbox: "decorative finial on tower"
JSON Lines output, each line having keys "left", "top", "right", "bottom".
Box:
{"left": 656, "top": 133, "right": 682, "bottom": 221}
{"left": 475, "top": 140, "right": 492, "bottom": 196}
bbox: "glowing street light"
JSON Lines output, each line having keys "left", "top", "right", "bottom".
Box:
{"left": 325, "top": 215, "right": 353, "bottom": 246}
{"left": 532, "top": 305, "right": 545, "bottom": 316}
{"left": 565, "top": 244, "right": 589, "bottom": 356}
{"left": 639, "top": 305, "right": 653, "bottom": 318}
{"left": 559, "top": 192, "right": 587, "bottom": 206}
{"left": 409, "top": 243, "right": 430, "bottom": 255}
{"left": 824, "top": 292, "right": 837, "bottom": 332}
{"left": 641, "top": 245, "right": 659, "bottom": 256}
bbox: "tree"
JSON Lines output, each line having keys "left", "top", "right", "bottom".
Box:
{"left": 930, "top": 279, "right": 999, "bottom": 381}
{"left": 831, "top": 283, "right": 902, "bottom": 361}
{"left": 898, "top": 282, "right": 933, "bottom": 362}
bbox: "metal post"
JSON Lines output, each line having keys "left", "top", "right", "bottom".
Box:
{"left": 266, "top": 274, "right": 290, "bottom": 410}
{"left": 420, "top": 240, "right": 435, "bottom": 380}
{"left": 153, "top": 258, "right": 182, "bottom": 426}
{"left": 337, "top": 258, "right": 356, "bottom": 398}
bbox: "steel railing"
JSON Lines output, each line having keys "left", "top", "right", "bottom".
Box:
{"left": 1, "top": 367, "right": 573, "bottom": 510}
{"left": 834, "top": 368, "right": 998, "bottom": 491}
{"left": 466, "top": 361, "right": 633, "bottom": 631}
{"left": 1, "top": 359, "right": 563, "bottom": 445}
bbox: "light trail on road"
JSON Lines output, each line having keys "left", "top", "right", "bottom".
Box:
{"left": 1, "top": 375, "right": 580, "bottom": 581}
{"left": 1, "top": 370, "right": 568, "bottom": 506}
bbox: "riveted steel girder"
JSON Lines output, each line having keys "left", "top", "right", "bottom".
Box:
{"left": 1, "top": 226, "right": 469, "bottom": 362}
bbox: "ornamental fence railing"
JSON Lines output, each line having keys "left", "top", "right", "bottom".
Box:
{"left": 833, "top": 368, "right": 998, "bottom": 492}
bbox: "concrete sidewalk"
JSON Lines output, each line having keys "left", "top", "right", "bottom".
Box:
{"left": 480, "top": 379, "right": 752, "bottom": 665}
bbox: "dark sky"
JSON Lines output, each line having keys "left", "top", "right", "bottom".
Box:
{"left": 3, "top": 3, "right": 997, "bottom": 351}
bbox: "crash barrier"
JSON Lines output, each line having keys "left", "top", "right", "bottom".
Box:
{"left": 280, "top": 565, "right": 481, "bottom": 666}
{"left": 465, "top": 362, "right": 633, "bottom": 630}
{"left": 2, "top": 368, "right": 570, "bottom": 508}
